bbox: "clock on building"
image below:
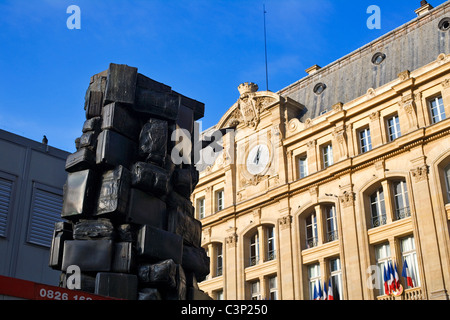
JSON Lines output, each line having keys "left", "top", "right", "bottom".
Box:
{"left": 246, "top": 144, "right": 270, "bottom": 175}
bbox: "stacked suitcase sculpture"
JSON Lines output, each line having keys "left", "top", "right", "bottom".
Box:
{"left": 49, "top": 63, "right": 211, "bottom": 300}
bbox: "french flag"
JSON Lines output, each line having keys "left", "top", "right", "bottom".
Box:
{"left": 383, "top": 265, "right": 390, "bottom": 295}
{"left": 327, "top": 279, "right": 334, "bottom": 300}
{"left": 313, "top": 283, "right": 319, "bottom": 300}
{"left": 387, "top": 261, "right": 395, "bottom": 292}
{"left": 393, "top": 262, "right": 400, "bottom": 291}
{"left": 402, "top": 260, "right": 415, "bottom": 288}
{"left": 317, "top": 281, "right": 323, "bottom": 300}
{"left": 322, "top": 281, "right": 327, "bottom": 300}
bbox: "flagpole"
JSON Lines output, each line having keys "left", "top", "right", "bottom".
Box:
{"left": 263, "top": 4, "right": 269, "bottom": 91}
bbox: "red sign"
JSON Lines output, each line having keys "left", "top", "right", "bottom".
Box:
{"left": 0, "top": 275, "right": 118, "bottom": 300}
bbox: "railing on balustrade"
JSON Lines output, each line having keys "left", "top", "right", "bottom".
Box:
{"left": 376, "top": 287, "right": 423, "bottom": 300}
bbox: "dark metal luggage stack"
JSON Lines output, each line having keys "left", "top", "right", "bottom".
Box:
{"left": 49, "top": 63, "right": 211, "bottom": 300}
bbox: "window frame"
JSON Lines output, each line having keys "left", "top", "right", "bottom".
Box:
{"left": 197, "top": 197, "right": 205, "bottom": 219}
{"left": 307, "top": 263, "right": 321, "bottom": 300}
{"left": 387, "top": 114, "right": 401, "bottom": 142}
{"left": 305, "top": 212, "right": 318, "bottom": 249}
{"left": 298, "top": 155, "right": 308, "bottom": 179}
{"left": 392, "top": 180, "right": 410, "bottom": 220}
{"left": 266, "top": 226, "right": 276, "bottom": 261}
{"left": 359, "top": 127, "right": 372, "bottom": 154}
{"left": 216, "top": 189, "right": 224, "bottom": 212}
{"left": 325, "top": 205, "right": 338, "bottom": 242}
{"left": 429, "top": 95, "right": 446, "bottom": 124}
{"left": 400, "top": 236, "right": 420, "bottom": 288}
{"left": 370, "top": 187, "right": 386, "bottom": 228}
{"left": 249, "top": 232, "right": 260, "bottom": 266}
{"left": 322, "top": 144, "right": 333, "bottom": 169}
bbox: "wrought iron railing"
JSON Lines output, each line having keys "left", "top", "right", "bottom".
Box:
{"left": 249, "top": 256, "right": 260, "bottom": 267}
{"left": 306, "top": 237, "right": 318, "bottom": 249}
{"left": 372, "top": 215, "right": 387, "bottom": 228}
{"left": 267, "top": 250, "right": 276, "bottom": 261}
{"left": 327, "top": 230, "right": 339, "bottom": 242}
{"left": 395, "top": 206, "right": 411, "bottom": 220}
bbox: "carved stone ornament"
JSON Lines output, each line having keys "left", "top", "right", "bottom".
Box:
{"left": 226, "top": 233, "right": 238, "bottom": 246}
{"left": 398, "top": 70, "right": 411, "bottom": 81}
{"left": 332, "top": 102, "right": 344, "bottom": 112}
{"left": 339, "top": 191, "right": 356, "bottom": 208}
{"left": 278, "top": 215, "right": 292, "bottom": 230}
{"left": 410, "top": 165, "right": 429, "bottom": 182}
{"left": 227, "top": 82, "right": 277, "bottom": 130}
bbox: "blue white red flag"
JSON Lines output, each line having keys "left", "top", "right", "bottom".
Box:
{"left": 327, "top": 279, "right": 334, "bottom": 300}
{"left": 401, "top": 260, "right": 414, "bottom": 288}
{"left": 393, "top": 262, "right": 400, "bottom": 291}
{"left": 322, "top": 281, "right": 327, "bottom": 300}
{"left": 383, "top": 265, "right": 390, "bottom": 295}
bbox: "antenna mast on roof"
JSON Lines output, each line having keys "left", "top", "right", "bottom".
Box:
{"left": 263, "top": 4, "right": 269, "bottom": 91}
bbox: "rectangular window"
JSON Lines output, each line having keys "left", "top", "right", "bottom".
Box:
{"left": 322, "top": 144, "right": 333, "bottom": 169}
{"left": 250, "top": 281, "right": 261, "bottom": 300}
{"left": 305, "top": 213, "right": 318, "bottom": 248}
{"left": 387, "top": 115, "right": 401, "bottom": 141}
{"left": 429, "top": 96, "right": 446, "bottom": 124}
{"left": 298, "top": 156, "right": 308, "bottom": 179}
{"left": 250, "top": 233, "right": 259, "bottom": 266}
{"left": 216, "top": 189, "right": 224, "bottom": 211}
{"left": 445, "top": 165, "right": 450, "bottom": 203}
{"left": 0, "top": 174, "right": 15, "bottom": 238}
{"left": 325, "top": 205, "right": 338, "bottom": 242}
{"left": 197, "top": 197, "right": 205, "bottom": 219}
{"left": 371, "top": 187, "right": 386, "bottom": 228}
{"left": 266, "top": 226, "right": 276, "bottom": 261}
{"left": 216, "top": 243, "right": 223, "bottom": 277}
{"left": 401, "top": 236, "right": 420, "bottom": 288}
{"left": 393, "top": 180, "right": 410, "bottom": 220}
{"left": 375, "top": 243, "right": 391, "bottom": 296}
{"left": 308, "top": 263, "right": 321, "bottom": 300}
{"left": 329, "top": 258, "right": 343, "bottom": 300}
{"left": 268, "top": 276, "right": 278, "bottom": 300}
{"left": 359, "top": 127, "right": 372, "bottom": 153}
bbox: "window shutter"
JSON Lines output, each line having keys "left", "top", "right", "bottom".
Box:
{"left": 28, "top": 185, "right": 63, "bottom": 247}
{"left": 0, "top": 177, "right": 13, "bottom": 237}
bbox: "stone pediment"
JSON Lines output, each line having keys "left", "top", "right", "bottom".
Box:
{"left": 216, "top": 83, "right": 281, "bottom": 130}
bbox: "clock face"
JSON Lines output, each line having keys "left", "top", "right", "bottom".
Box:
{"left": 246, "top": 144, "right": 270, "bottom": 175}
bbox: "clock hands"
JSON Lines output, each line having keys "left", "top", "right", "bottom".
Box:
{"left": 254, "top": 146, "right": 261, "bottom": 165}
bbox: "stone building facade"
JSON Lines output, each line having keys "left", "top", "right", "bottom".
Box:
{"left": 193, "top": 1, "right": 450, "bottom": 300}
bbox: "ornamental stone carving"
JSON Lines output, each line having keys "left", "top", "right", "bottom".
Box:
{"left": 411, "top": 165, "right": 429, "bottom": 182}
{"left": 278, "top": 215, "right": 292, "bottom": 230}
{"left": 339, "top": 191, "right": 356, "bottom": 208}
{"left": 226, "top": 233, "right": 238, "bottom": 247}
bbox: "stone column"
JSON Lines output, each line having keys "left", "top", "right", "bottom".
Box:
{"left": 277, "top": 207, "right": 294, "bottom": 299}
{"left": 409, "top": 156, "right": 448, "bottom": 300}
{"left": 307, "top": 140, "right": 318, "bottom": 175}
{"left": 225, "top": 228, "right": 238, "bottom": 300}
{"left": 369, "top": 111, "right": 383, "bottom": 147}
{"left": 441, "top": 79, "right": 450, "bottom": 119}
{"left": 339, "top": 181, "right": 364, "bottom": 299}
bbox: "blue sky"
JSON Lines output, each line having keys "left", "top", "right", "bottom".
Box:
{"left": 0, "top": 0, "right": 446, "bottom": 153}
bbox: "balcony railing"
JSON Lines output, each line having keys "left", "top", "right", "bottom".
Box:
{"left": 267, "top": 250, "right": 276, "bottom": 261}
{"left": 249, "top": 256, "right": 260, "bottom": 267}
{"left": 395, "top": 206, "right": 411, "bottom": 220}
{"left": 327, "top": 230, "right": 339, "bottom": 242}
{"left": 306, "top": 237, "right": 318, "bottom": 249}
{"left": 372, "top": 215, "right": 387, "bottom": 228}
{"left": 376, "top": 287, "right": 423, "bottom": 300}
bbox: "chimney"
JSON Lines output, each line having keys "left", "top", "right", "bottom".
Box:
{"left": 305, "top": 65, "right": 322, "bottom": 75}
{"left": 415, "top": 1, "right": 434, "bottom": 16}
